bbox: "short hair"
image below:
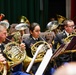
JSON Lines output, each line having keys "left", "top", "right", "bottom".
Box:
{"left": 0, "top": 24, "right": 7, "bottom": 31}
{"left": 63, "top": 19, "right": 74, "bottom": 26}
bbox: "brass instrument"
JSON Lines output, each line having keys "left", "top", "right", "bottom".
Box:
{"left": 47, "top": 21, "right": 59, "bottom": 31}
{"left": 57, "top": 33, "right": 76, "bottom": 49}
{"left": 15, "top": 23, "right": 29, "bottom": 31}
{"left": 20, "top": 16, "right": 30, "bottom": 26}
{"left": 23, "top": 41, "right": 51, "bottom": 69}
{"left": 0, "top": 42, "right": 26, "bottom": 75}
{"left": 51, "top": 33, "right": 76, "bottom": 66}
{"left": 62, "top": 33, "right": 76, "bottom": 44}
{"left": 25, "top": 41, "right": 51, "bottom": 73}
{"left": 57, "top": 14, "right": 67, "bottom": 25}
{"left": 31, "top": 41, "right": 50, "bottom": 59}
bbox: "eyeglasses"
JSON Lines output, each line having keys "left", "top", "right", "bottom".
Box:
{"left": 67, "top": 25, "right": 76, "bottom": 28}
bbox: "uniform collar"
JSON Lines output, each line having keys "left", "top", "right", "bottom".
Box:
{"left": 64, "top": 30, "right": 69, "bottom": 36}
{"left": 32, "top": 37, "right": 38, "bottom": 40}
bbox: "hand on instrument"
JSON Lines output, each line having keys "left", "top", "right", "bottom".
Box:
{"left": 0, "top": 54, "right": 7, "bottom": 64}
{"left": 20, "top": 43, "right": 26, "bottom": 50}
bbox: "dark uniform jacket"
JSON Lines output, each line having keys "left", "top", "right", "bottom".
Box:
{"left": 53, "top": 30, "right": 67, "bottom": 50}
{"left": 23, "top": 34, "right": 45, "bottom": 74}
{"left": 52, "top": 30, "right": 76, "bottom": 67}
{"left": 23, "top": 34, "right": 44, "bottom": 57}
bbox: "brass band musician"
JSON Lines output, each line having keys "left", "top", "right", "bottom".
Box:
{"left": 0, "top": 21, "right": 31, "bottom": 75}
{"left": 53, "top": 19, "right": 75, "bottom": 51}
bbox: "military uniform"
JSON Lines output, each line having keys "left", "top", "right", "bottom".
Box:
{"left": 23, "top": 34, "right": 44, "bottom": 74}
{"left": 53, "top": 30, "right": 68, "bottom": 51}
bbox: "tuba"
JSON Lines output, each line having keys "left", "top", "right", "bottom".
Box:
{"left": 0, "top": 42, "right": 26, "bottom": 75}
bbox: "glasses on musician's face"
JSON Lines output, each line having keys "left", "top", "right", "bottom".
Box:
{"left": 67, "top": 25, "right": 75, "bottom": 28}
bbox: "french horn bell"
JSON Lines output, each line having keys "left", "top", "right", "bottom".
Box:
{"left": 23, "top": 41, "right": 51, "bottom": 69}
{"left": 0, "top": 42, "right": 26, "bottom": 75}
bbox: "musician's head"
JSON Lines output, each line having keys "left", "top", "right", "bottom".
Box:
{"left": 53, "top": 62, "right": 76, "bottom": 75}
{"left": 63, "top": 20, "right": 75, "bottom": 33}
{"left": 0, "top": 24, "right": 8, "bottom": 43}
{"left": 29, "top": 22, "right": 41, "bottom": 38}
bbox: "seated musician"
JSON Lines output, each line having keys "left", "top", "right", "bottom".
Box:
{"left": 23, "top": 22, "right": 52, "bottom": 75}
{"left": 23, "top": 22, "right": 45, "bottom": 74}
{"left": 53, "top": 19, "right": 75, "bottom": 51}
{"left": 46, "top": 20, "right": 75, "bottom": 75}
{"left": 0, "top": 21, "right": 30, "bottom": 75}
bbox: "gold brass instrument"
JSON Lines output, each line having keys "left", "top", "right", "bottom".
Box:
{"left": 25, "top": 41, "right": 51, "bottom": 73}
{"left": 57, "top": 33, "right": 76, "bottom": 49}
{"left": 57, "top": 14, "right": 67, "bottom": 25}
{"left": 31, "top": 41, "right": 50, "bottom": 59}
{"left": 23, "top": 41, "right": 51, "bottom": 69}
{"left": 62, "top": 33, "right": 76, "bottom": 44}
{"left": 0, "top": 42, "right": 26, "bottom": 75}
{"left": 51, "top": 33, "right": 76, "bottom": 65}
{"left": 20, "top": 16, "right": 30, "bottom": 26}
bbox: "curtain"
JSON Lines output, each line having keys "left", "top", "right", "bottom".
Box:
{"left": 71, "top": 0, "right": 76, "bottom": 24}
{"left": 0, "top": 0, "right": 48, "bottom": 31}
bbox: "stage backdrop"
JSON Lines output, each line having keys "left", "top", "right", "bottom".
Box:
{"left": 71, "top": 0, "right": 76, "bottom": 24}
{"left": 0, "top": 0, "right": 48, "bottom": 31}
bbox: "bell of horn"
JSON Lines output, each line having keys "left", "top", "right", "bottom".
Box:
{"left": 57, "top": 14, "right": 67, "bottom": 25}
{"left": 23, "top": 41, "right": 50, "bottom": 71}
{"left": 47, "top": 20, "right": 59, "bottom": 31}
{"left": 0, "top": 42, "right": 26, "bottom": 75}
{"left": 20, "top": 16, "right": 30, "bottom": 26}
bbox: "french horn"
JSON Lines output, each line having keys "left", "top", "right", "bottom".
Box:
{"left": 56, "top": 32, "right": 76, "bottom": 49}
{"left": 31, "top": 41, "right": 50, "bottom": 59}
{"left": 0, "top": 42, "right": 26, "bottom": 75}
{"left": 62, "top": 33, "right": 76, "bottom": 44}
{"left": 23, "top": 41, "right": 51, "bottom": 69}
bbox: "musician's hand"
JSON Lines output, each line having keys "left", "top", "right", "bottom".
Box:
{"left": 49, "top": 43, "right": 52, "bottom": 48}
{"left": 20, "top": 43, "right": 26, "bottom": 50}
{"left": 0, "top": 54, "right": 7, "bottom": 64}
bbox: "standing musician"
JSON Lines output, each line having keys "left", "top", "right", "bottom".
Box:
{"left": 0, "top": 21, "right": 30, "bottom": 75}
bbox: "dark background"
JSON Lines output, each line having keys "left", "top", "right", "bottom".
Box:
{"left": 0, "top": 0, "right": 66, "bottom": 31}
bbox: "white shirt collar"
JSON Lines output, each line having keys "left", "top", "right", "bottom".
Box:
{"left": 64, "top": 30, "right": 69, "bottom": 36}
{"left": 32, "top": 37, "right": 38, "bottom": 40}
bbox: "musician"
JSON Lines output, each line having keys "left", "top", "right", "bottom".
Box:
{"left": 23, "top": 22, "right": 45, "bottom": 74}
{"left": 53, "top": 19, "right": 75, "bottom": 51}
{"left": 45, "top": 20, "right": 75, "bottom": 75}
{"left": 0, "top": 21, "right": 30, "bottom": 75}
